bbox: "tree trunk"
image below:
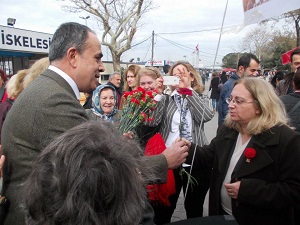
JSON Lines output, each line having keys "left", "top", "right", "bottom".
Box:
{"left": 295, "top": 18, "right": 300, "bottom": 47}
{"left": 112, "top": 53, "right": 121, "bottom": 72}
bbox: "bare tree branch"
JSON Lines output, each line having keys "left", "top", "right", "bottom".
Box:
{"left": 58, "top": 0, "right": 155, "bottom": 71}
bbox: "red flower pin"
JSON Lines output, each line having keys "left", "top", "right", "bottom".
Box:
{"left": 244, "top": 148, "right": 256, "bottom": 163}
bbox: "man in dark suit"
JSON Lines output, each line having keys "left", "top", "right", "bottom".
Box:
{"left": 1, "top": 22, "right": 188, "bottom": 225}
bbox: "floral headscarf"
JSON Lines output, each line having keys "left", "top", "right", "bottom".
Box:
{"left": 91, "top": 84, "right": 117, "bottom": 122}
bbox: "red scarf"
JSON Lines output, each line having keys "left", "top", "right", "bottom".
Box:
{"left": 145, "top": 133, "right": 176, "bottom": 206}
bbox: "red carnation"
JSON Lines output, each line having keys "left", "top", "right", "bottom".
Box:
{"left": 148, "top": 117, "right": 154, "bottom": 122}
{"left": 123, "top": 92, "right": 130, "bottom": 99}
{"left": 137, "top": 86, "right": 146, "bottom": 93}
{"left": 140, "top": 112, "right": 147, "bottom": 122}
{"left": 146, "top": 91, "right": 154, "bottom": 99}
{"left": 244, "top": 148, "right": 256, "bottom": 163}
{"left": 178, "top": 88, "right": 193, "bottom": 97}
{"left": 131, "top": 98, "right": 140, "bottom": 106}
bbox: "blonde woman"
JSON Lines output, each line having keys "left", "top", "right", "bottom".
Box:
{"left": 185, "top": 78, "right": 300, "bottom": 225}
{"left": 149, "top": 61, "right": 214, "bottom": 224}
{"left": 137, "top": 67, "right": 162, "bottom": 91}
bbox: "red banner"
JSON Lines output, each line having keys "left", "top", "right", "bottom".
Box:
{"left": 281, "top": 47, "right": 300, "bottom": 65}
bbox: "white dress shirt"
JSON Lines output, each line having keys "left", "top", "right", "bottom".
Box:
{"left": 48, "top": 65, "right": 80, "bottom": 100}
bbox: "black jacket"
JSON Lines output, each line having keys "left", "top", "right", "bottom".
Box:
{"left": 188, "top": 125, "right": 300, "bottom": 225}
{"left": 280, "top": 93, "right": 300, "bottom": 133}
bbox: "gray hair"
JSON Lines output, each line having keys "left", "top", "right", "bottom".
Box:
{"left": 49, "top": 22, "right": 95, "bottom": 62}
{"left": 23, "top": 120, "right": 150, "bottom": 225}
{"left": 109, "top": 72, "right": 121, "bottom": 80}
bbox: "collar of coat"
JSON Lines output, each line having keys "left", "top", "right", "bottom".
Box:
{"left": 215, "top": 125, "right": 283, "bottom": 182}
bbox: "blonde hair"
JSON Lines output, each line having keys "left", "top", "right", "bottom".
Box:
{"left": 169, "top": 61, "right": 204, "bottom": 94}
{"left": 23, "top": 57, "right": 49, "bottom": 89}
{"left": 224, "top": 78, "right": 288, "bottom": 135}
{"left": 137, "top": 67, "right": 162, "bottom": 85}
{"left": 6, "top": 69, "right": 28, "bottom": 99}
{"left": 123, "top": 64, "right": 141, "bottom": 92}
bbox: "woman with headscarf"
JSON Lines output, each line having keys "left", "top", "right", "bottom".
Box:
{"left": 85, "top": 84, "right": 121, "bottom": 124}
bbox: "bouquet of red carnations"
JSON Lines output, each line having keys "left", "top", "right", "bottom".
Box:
{"left": 118, "top": 87, "right": 157, "bottom": 134}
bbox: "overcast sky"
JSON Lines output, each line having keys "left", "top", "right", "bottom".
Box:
{"left": 1, "top": 0, "right": 261, "bottom": 67}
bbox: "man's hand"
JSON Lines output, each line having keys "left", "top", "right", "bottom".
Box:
{"left": 162, "top": 140, "right": 188, "bottom": 169}
{"left": 175, "top": 137, "right": 191, "bottom": 148}
{"left": 123, "top": 131, "right": 134, "bottom": 139}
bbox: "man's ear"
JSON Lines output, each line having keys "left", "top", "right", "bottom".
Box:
{"left": 67, "top": 48, "right": 77, "bottom": 68}
{"left": 237, "top": 65, "right": 244, "bottom": 75}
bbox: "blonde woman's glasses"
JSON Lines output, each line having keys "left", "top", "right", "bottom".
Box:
{"left": 226, "top": 97, "right": 255, "bottom": 106}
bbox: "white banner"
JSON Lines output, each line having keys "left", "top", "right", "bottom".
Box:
{"left": 243, "top": 0, "right": 300, "bottom": 26}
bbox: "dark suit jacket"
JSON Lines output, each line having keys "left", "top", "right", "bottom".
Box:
{"left": 1, "top": 69, "right": 89, "bottom": 225}
{"left": 188, "top": 125, "right": 300, "bottom": 225}
{"left": 1, "top": 69, "right": 166, "bottom": 225}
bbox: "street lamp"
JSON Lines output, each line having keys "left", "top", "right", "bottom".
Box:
{"left": 79, "top": 16, "right": 90, "bottom": 26}
{"left": 7, "top": 18, "right": 16, "bottom": 27}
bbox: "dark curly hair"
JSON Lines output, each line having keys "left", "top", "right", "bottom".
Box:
{"left": 23, "top": 120, "right": 148, "bottom": 225}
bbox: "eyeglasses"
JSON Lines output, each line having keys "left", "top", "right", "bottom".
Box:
{"left": 225, "top": 97, "right": 255, "bottom": 106}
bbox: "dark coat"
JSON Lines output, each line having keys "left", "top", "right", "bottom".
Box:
{"left": 218, "top": 73, "right": 240, "bottom": 126}
{"left": 277, "top": 72, "right": 294, "bottom": 96}
{"left": 280, "top": 93, "right": 300, "bottom": 133}
{"left": 209, "top": 76, "right": 220, "bottom": 100}
{"left": 1, "top": 69, "right": 89, "bottom": 225}
{"left": 187, "top": 125, "right": 300, "bottom": 225}
{"left": 0, "top": 98, "right": 14, "bottom": 144}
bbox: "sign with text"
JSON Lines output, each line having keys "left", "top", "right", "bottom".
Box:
{"left": 0, "top": 25, "right": 52, "bottom": 54}
{"left": 145, "top": 60, "right": 165, "bottom": 67}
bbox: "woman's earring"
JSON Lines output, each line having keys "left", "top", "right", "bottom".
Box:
{"left": 191, "top": 81, "right": 194, "bottom": 87}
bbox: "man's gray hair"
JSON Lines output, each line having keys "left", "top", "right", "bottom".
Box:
{"left": 109, "top": 72, "right": 121, "bottom": 80}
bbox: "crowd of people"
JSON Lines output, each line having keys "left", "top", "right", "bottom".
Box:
{"left": 0, "top": 22, "right": 299, "bottom": 225}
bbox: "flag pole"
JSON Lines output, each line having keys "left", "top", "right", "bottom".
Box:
{"left": 197, "top": 43, "right": 199, "bottom": 68}
{"left": 212, "top": 0, "right": 228, "bottom": 70}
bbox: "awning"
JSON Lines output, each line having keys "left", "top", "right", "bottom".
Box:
{"left": 222, "top": 68, "right": 236, "bottom": 72}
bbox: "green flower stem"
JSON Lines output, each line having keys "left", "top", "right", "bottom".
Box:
{"left": 179, "top": 166, "right": 198, "bottom": 191}
{"left": 118, "top": 102, "right": 155, "bottom": 134}
{"left": 178, "top": 95, "right": 198, "bottom": 191}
